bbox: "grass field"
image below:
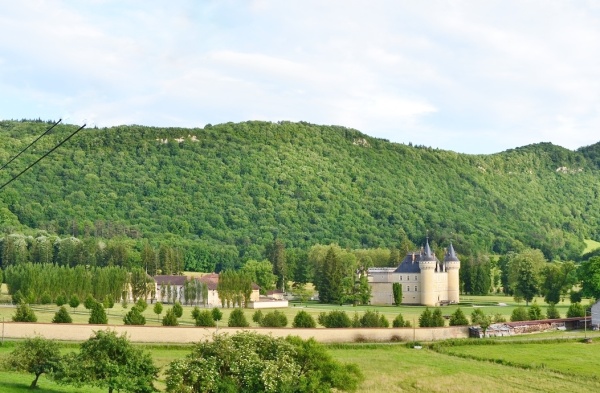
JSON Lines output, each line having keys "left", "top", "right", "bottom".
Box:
{"left": 584, "top": 238, "right": 600, "bottom": 254}
{"left": 2, "top": 337, "right": 599, "bottom": 392}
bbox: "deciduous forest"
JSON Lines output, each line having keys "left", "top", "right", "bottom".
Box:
{"left": 1, "top": 119, "right": 599, "bottom": 272}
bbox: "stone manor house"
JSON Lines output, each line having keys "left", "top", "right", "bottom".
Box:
{"left": 368, "top": 240, "right": 460, "bottom": 306}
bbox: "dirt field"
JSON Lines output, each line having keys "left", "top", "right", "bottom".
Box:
{"left": 1, "top": 321, "right": 468, "bottom": 343}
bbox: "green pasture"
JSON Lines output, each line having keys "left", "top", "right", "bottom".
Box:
{"left": 435, "top": 339, "right": 600, "bottom": 378}
{"left": 329, "top": 341, "right": 600, "bottom": 392}
{"left": 2, "top": 338, "right": 599, "bottom": 393}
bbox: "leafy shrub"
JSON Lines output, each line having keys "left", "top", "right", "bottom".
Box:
{"left": 393, "top": 314, "right": 411, "bottom": 328}
{"left": 55, "top": 294, "right": 67, "bottom": 307}
{"left": 135, "top": 298, "right": 148, "bottom": 312}
{"left": 566, "top": 302, "right": 585, "bottom": 318}
{"left": 318, "top": 310, "right": 352, "bottom": 328}
{"left": 252, "top": 310, "right": 264, "bottom": 325}
{"left": 84, "top": 294, "right": 96, "bottom": 310}
{"left": 528, "top": 302, "right": 544, "bottom": 320}
{"left": 123, "top": 306, "right": 146, "bottom": 325}
{"left": 193, "top": 309, "right": 215, "bottom": 327}
{"left": 52, "top": 306, "right": 72, "bottom": 323}
{"left": 89, "top": 302, "right": 108, "bottom": 324}
{"left": 470, "top": 308, "right": 486, "bottom": 325}
{"left": 69, "top": 295, "right": 80, "bottom": 309}
{"left": 359, "top": 310, "right": 388, "bottom": 327}
{"left": 546, "top": 303, "right": 561, "bottom": 319}
{"left": 172, "top": 301, "right": 183, "bottom": 318}
{"left": 449, "top": 308, "right": 469, "bottom": 326}
{"left": 40, "top": 292, "right": 52, "bottom": 305}
{"left": 431, "top": 308, "right": 445, "bottom": 327}
{"left": 103, "top": 295, "right": 115, "bottom": 309}
{"left": 228, "top": 308, "right": 249, "bottom": 327}
{"left": 260, "top": 310, "right": 288, "bottom": 327}
{"left": 164, "top": 332, "right": 363, "bottom": 393}
{"left": 211, "top": 307, "right": 223, "bottom": 322}
{"left": 493, "top": 313, "right": 506, "bottom": 323}
{"left": 419, "top": 308, "right": 433, "bottom": 327}
{"left": 12, "top": 289, "right": 24, "bottom": 305}
{"left": 12, "top": 301, "right": 37, "bottom": 322}
{"left": 293, "top": 311, "right": 316, "bottom": 328}
{"left": 511, "top": 306, "right": 529, "bottom": 322}
{"left": 162, "top": 308, "right": 179, "bottom": 326}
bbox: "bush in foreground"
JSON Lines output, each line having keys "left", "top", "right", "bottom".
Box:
{"left": 164, "top": 331, "right": 363, "bottom": 392}
{"left": 57, "top": 330, "right": 158, "bottom": 393}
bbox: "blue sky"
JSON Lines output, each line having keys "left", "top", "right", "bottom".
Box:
{"left": 1, "top": 1, "right": 600, "bottom": 154}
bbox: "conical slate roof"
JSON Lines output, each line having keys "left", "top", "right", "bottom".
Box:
{"left": 422, "top": 239, "right": 436, "bottom": 262}
{"left": 444, "top": 243, "right": 459, "bottom": 262}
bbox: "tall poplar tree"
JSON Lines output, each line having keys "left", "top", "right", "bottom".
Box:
{"left": 266, "top": 239, "right": 287, "bottom": 291}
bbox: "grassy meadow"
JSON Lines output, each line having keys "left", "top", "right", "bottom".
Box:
{"left": 1, "top": 338, "right": 600, "bottom": 392}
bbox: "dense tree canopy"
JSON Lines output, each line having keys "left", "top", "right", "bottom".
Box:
{"left": 1, "top": 120, "right": 599, "bottom": 268}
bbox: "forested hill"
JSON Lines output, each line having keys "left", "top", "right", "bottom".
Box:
{"left": 1, "top": 119, "right": 599, "bottom": 262}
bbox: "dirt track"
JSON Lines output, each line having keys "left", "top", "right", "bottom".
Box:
{"left": 1, "top": 321, "right": 468, "bottom": 343}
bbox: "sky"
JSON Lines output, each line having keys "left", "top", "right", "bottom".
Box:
{"left": 1, "top": 1, "right": 600, "bottom": 154}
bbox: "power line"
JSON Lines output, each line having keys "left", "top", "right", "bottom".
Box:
{"left": 0, "top": 119, "right": 62, "bottom": 172}
{"left": 0, "top": 123, "right": 86, "bottom": 193}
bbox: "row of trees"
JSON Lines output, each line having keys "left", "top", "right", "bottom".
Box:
{"left": 4, "top": 263, "right": 131, "bottom": 304}
{"left": 0, "top": 233, "right": 185, "bottom": 274}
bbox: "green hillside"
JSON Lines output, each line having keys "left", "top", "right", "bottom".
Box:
{"left": 0, "top": 119, "right": 599, "bottom": 263}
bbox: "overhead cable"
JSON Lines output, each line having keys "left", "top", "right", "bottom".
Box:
{"left": 0, "top": 123, "right": 86, "bottom": 192}
{"left": 0, "top": 119, "right": 62, "bottom": 172}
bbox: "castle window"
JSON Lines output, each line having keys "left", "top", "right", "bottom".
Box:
{"left": 414, "top": 276, "right": 417, "bottom": 281}
{"left": 407, "top": 286, "right": 410, "bottom": 292}
{"left": 400, "top": 275, "right": 402, "bottom": 281}
{"left": 415, "top": 286, "right": 418, "bottom": 291}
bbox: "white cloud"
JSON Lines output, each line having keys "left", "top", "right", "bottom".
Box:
{"left": 1, "top": 1, "right": 600, "bottom": 153}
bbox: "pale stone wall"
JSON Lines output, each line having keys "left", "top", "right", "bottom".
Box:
{"left": 248, "top": 300, "right": 289, "bottom": 309}
{"left": 370, "top": 282, "right": 393, "bottom": 305}
{"left": 1, "top": 322, "right": 469, "bottom": 343}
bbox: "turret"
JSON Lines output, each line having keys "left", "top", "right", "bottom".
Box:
{"left": 419, "top": 239, "right": 436, "bottom": 306}
{"left": 444, "top": 242, "right": 460, "bottom": 304}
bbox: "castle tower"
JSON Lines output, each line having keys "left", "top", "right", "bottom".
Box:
{"left": 445, "top": 242, "right": 461, "bottom": 304}
{"left": 419, "top": 239, "right": 437, "bottom": 306}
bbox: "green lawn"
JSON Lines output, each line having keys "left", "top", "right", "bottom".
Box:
{"left": 2, "top": 337, "right": 600, "bottom": 392}
{"left": 329, "top": 341, "right": 600, "bottom": 393}
{"left": 435, "top": 340, "right": 600, "bottom": 378}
